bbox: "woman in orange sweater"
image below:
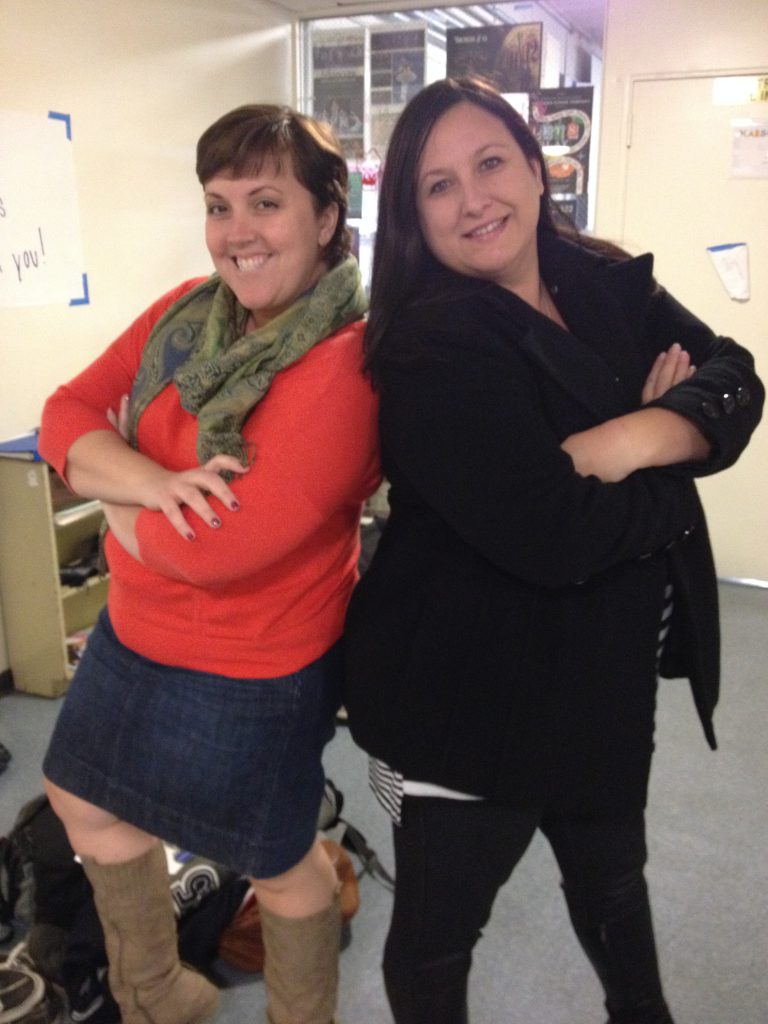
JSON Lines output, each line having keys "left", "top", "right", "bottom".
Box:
{"left": 39, "top": 104, "right": 379, "bottom": 1024}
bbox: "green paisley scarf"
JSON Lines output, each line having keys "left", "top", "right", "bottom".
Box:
{"left": 128, "top": 255, "right": 368, "bottom": 465}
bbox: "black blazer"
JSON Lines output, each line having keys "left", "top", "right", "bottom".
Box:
{"left": 343, "top": 235, "right": 764, "bottom": 815}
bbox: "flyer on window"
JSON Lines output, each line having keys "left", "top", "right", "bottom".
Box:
{"left": 370, "top": 27, "right": 425, "bottom": 107}
{"left": 312, "top": 30, "right": 365, "bottom": 159}
{"left": 529, "top": 86, "right": 594, "bottom": 229}
{"left": 446, "top": 23, "right": 542, "bottom": 92}
{"left": 367, "top": 25, "right": 425, "bottom": 157}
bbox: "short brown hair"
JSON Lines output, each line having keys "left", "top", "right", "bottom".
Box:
{"left": 196, "top": 104, "right": 350, "bottom": 266}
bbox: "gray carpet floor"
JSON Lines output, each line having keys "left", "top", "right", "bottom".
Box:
{"left": 1, "top": 580, "right": 766, "bottom": 1022}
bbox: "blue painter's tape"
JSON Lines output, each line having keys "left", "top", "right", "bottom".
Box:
{"left": 706, "top": 243, "right": 745, "bottom": 253}
{"left": 70, "top": 273, "right": 90, "bottom": 306}
{"left": 48, "top": 110, "right": 72, "bottom": 140}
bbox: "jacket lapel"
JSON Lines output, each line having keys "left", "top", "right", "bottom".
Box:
{"left": 516, "top": 319, "right": 629, "bottom": 420}
{"left": 513, "top": 242, "right": 655, "bottom": 420}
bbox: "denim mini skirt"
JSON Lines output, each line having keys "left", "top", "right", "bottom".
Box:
{"left": 44, "top": 610, "right": 341, "bottom": 877}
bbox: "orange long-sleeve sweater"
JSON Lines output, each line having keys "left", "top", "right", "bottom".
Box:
{"left": 39, "top": 279, "right": 381, "bottom": 677}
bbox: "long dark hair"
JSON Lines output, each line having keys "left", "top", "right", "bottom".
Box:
{"left": 196, "top": 104, "right": 350, "bottom": 267}
{"left": 365, "top": 76, "right": 606, "bottom": 376}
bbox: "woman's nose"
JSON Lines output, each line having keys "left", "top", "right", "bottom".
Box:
{"left": 459, "top": 180, "right": 491, "bottom": 216}
{"left": 228, "top": 210, "right": 256, "bottom": 243}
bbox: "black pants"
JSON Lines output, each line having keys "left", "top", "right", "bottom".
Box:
{"left": 383, "top": 798, "right": 674, "bottom": 1024}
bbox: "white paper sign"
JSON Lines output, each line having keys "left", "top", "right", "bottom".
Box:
{"left": 730, "top": 118, "right": 768, "bottom": 180}
{"left": 0, "top": 110, "right": 88, "bottom": 308}
{"left": 707, "top": 242, "right": 750, "bottom": 302}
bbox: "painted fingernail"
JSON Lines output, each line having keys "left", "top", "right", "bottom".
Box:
{"left": 211, "top": 517, "right": 221, "bottom": 528}
{"left": 186, "top": 531, "right": 196, "bottom": 541}
{"left": 230, "top": 500, "right": 240, "bottom": 511}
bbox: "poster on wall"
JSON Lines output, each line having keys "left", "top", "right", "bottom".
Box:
{"left": 369, "top": 26, "right": 425, "bottom": 156}
{"left": 730, "top": 118, "right": 768, "bottom": 179}
{"left": 446, "top": 23, "right": 542, "bottom": 92}
{"left": 529, "top": 87, "right": 593, "bottom": 229}
{"left": 312, "top": 30, "right": 365, "bottom": 159}
{"left": 0, "top": 110, "right": 88, "bottom": 309}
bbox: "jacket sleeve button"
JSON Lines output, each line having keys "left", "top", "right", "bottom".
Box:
{"left": 736, "top": 386, "right": 751, "bottom": 407}
{"left": 701, "top": 399, "right": 720, "bottom": 419}
{"left": 722, "top": 393, "right": 736, "bottom": 415}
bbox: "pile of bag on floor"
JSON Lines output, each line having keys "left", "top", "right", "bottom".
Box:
{"left": 0, "top": 781, "right": 376, "bottom": 1023}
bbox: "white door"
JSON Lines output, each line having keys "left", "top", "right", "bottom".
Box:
{"left": 623, "top": 74, "right": 768, "bottom": 580}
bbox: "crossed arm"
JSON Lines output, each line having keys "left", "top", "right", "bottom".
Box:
{"left": 65, "top": 395, "right": 247, "bottom": 559}
{"left": 561, "top": 343, "right": 710, "bottom": 483}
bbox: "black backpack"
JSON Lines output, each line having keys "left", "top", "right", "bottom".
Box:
{"left": 1, "top": 794, "right": 86, "bottom": 955}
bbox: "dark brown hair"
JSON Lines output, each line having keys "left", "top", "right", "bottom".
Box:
{"left": 196, "top": 104, "right": 350, "bottom": 267}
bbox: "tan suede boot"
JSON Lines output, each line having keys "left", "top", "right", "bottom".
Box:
{"left": 81, "top": 844, "right": 219, "bottom": 1024}
{"left": 259, "top": 897, "right": 341, "bottom": 1024}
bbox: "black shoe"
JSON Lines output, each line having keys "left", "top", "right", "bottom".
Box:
{"left": 606, "top": 1008, "right": 675, "bottom": 1024}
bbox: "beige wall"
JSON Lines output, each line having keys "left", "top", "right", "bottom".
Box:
{"left": 596, "top": 0, "right": 768, "bottom": 581}
{"left": 0, "top": 0, "right": 293, "bottom": 672}
{"left": 597, "top": 0, "right": 768, "bottom": 232}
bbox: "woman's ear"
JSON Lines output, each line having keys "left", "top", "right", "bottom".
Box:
{"left": 318, "top": 203, "right": 339, "bottom": 247}
{"left": 530, "top": 158, "right": 545, "bottom": 197}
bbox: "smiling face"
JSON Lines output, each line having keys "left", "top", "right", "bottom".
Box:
{"left": 415, "top": 101, "right": 544, "bottom": 296}
{"left": 204, "top": 159, "right": 338, "bottom": 328}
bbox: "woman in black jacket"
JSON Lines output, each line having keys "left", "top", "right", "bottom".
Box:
{"left": 342, "top": 77, "right": 763, "bottom": 1024}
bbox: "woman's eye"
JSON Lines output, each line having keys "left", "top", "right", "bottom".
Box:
{"left": 255, "top": 198, "right": 278, "bottom": 210}
{"left": 206, "top": 203, "right": 228, "bottom": 216}
{"left": 428, "top": 178, "right": 450, "bottom": 196}
{"left": 481, "top": 155, "right": 502, "bottom": 171}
